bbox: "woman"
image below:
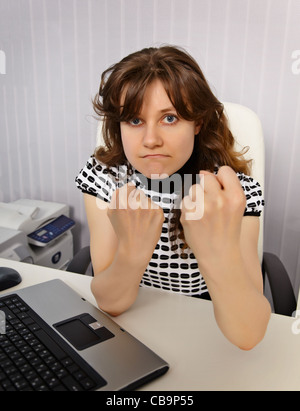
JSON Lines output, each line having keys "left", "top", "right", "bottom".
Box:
{"left": 76, "top": 46, "right": 271, "bottom": 350}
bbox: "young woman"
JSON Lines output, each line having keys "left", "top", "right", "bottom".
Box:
{"left": 76, "top": 46, "right": 271, "bottom": 350}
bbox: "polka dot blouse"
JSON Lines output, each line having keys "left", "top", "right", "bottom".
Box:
{"left": 76, "top": 155, "right": 264, "bottom": 299}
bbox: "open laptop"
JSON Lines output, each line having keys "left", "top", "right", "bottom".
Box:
{"left": 0, "top": 279, "right": 169, "bottom": 391}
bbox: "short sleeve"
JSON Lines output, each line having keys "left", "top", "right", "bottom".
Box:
{"left": 237, "top": 173, "right": 264, "bottom": 216}
{"left": 75, "top": 156, "right": 116, "bottom": 203}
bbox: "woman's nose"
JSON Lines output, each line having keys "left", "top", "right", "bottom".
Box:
{"left": 142, "top": 124, "right": 163, "bottom": 148}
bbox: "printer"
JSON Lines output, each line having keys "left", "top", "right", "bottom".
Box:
{"left": 0, "top": 199, "right": 75, "bottom": 270}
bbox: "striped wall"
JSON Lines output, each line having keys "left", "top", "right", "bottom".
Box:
{"left": 0, "top": 0, "right": 300, "bottom": 295}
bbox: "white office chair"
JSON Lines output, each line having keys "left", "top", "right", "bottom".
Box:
{"left": 223, "top": 102, "right": 296, "bottom": 315}
{"left": 223, "top": 102, "right": 265, "bottom": 263}
{"left": 69, "top": 103, "right": 296, "bottom": 316}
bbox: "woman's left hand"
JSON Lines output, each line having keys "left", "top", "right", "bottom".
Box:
{"left": 180, "top": 166, "right": 246, "bottom": 272}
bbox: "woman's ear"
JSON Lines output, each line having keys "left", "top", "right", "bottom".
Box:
{"left": 194, "top": 120, "right": 203, "bottom": 135}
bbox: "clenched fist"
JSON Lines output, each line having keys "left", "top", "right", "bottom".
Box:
{"left": 107, "top": 183, "right": 164, "bottom": 262}
{"left": 180, "top": 166, "right": 246, "bottom": 272}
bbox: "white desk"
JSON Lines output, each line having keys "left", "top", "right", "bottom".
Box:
{"left": 1, "top": 257, "right": 300, "bottom": 391}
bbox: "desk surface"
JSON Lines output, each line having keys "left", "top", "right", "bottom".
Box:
{"left": 1, "top": 257, "right": 300, "bottom": 391}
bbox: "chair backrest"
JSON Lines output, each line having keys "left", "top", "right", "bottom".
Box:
{"left": 96, "top": 122, "right": 104, "bottom": 148}
{"left": 223, "top": 102, "right": 265, "bottom": 263}
{"left": 95, "top": 102, "right": 265, "bottom": 262}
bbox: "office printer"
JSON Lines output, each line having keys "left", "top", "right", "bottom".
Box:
{"left": 0, "top": 199, "right": 75, "bottom": 270}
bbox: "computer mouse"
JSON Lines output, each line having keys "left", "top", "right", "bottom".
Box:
{"left": 0, "top": 267, "right": 22, "bottom": 291}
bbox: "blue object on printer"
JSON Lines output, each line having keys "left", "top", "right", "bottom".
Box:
{"left": 27, "top": 215, "right": 75, "bottom": 247}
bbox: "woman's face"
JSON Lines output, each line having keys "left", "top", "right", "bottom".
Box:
{"left": 120, "top": 80, "right": 201, "bottom": 179}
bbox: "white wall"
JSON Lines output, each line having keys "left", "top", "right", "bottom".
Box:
{"left": 0, "top": 0, "right": 300, "bottom": 294}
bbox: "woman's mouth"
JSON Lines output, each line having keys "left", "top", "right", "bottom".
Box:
{"left": 142, "top": 154, "right": 170, "bottom": 158}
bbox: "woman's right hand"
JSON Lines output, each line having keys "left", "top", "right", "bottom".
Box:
{"left": 107, "top": 183, "right": 164, "bottom": 263}
{"left": 85, "top": 185, "right": 164, "bottom": 315}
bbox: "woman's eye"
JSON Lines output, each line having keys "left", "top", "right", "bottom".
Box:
{"left": 162, "top": 115, "right": 178, "bottom": 124}
{"left": 129, "top": 118, "right": 142, "bottom": 126}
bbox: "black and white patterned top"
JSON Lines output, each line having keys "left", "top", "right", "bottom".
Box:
{"left": 75, "top": 155, "right": 264, "bottom": 298}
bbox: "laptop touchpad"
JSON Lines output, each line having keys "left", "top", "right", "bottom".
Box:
{"left": 54, "top": 313, "right": 114, "bottom": 351}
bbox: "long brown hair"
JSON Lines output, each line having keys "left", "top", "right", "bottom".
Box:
{"left": 92, "top": 46, "right": 251, "bottom": 246}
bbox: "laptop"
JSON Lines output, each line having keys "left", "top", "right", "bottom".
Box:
{"left": 0, "top": 279, "right": 169, "bottom": 391}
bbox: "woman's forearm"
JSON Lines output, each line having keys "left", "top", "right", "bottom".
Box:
{"left": 197, "top": 250, "right": 271, "bottom": 350}
{"left": 91, "top": 244, "right": 149, "bottom": 316}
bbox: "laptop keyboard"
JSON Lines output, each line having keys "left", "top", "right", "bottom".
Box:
{"left": 0, "top": 294, "right": 107, "bottom": 391}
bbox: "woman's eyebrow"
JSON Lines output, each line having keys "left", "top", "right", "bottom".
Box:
{"left": 159, "top": 106, "right": 177, "bottom": 114}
